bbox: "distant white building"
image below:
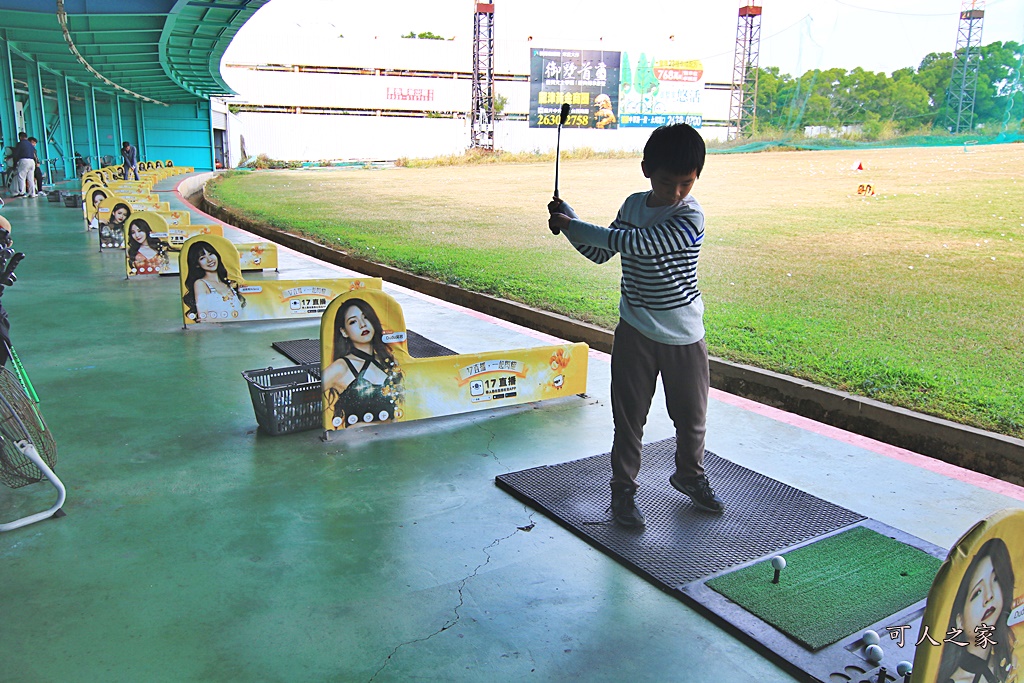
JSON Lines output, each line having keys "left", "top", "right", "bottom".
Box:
{"left": 219, "top": 33, "right": 732, "bottom": 163}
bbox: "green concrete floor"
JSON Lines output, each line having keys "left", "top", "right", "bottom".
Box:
{"left": 0, "top": 180, "right": 1021, "bottom": 683}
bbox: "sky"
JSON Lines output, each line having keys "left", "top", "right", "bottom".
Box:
{"left": 225, "top": 0, "right": 1024, "bottom": 79}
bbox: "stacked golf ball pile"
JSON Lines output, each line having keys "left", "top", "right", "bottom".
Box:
{"left": 861, "top": 629, "right": 914, "bottom": 682}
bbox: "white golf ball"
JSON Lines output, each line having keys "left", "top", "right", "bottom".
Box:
{"left": 862, "top": 630, "right": 880, "bottom": 646}
{"left": 770, "top": 556, "right": 787, "bottom": 570}
{"left": 896, "top": 661, "right": 913, "bottom": 676}
{"left": 865, "top": 644, "right": 884, "bottom": 663}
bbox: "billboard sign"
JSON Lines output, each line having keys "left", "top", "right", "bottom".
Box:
{"left": 529, "top": 48, "right": 621, "bottom": 129}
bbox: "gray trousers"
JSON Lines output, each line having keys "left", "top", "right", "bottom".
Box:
{"left": 609, "top": 320, "right": 709, "bottom": 493}
{"left": 14, "top": 159, "right": 35, "bottom": 196}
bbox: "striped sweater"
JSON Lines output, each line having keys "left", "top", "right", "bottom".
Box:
{"left": 563, "top": 191, "right": 705, "bottom": 345}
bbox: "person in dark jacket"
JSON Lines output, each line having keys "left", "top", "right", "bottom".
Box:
{"left": 11, "top": 133, "right": 36, "bottom": 197}
{"left": 121, "top": 141, "right": 139, "bottom": 181}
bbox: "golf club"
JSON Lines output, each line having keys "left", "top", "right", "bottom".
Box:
{"left": 550, "top": 102, "right": 571, "bottom": 234}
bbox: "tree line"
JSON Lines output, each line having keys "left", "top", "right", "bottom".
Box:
{"left": 751, "top": 41, "right": 1023, "bottom": 137}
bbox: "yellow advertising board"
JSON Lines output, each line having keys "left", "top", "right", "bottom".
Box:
{"left": 179, "top": 234, "right": 380, "bottom": 325}
{"left": 320, "top": 289, "right": 588, "bottom": 431}
{"left": 98, "top": 204, "right": 207, "bottom": 251}
{"left": 165, "top": 224, "right": 224, "bottom": 250}
{"left": 108, "top": 181, "right": 153, "bottom": 193}
{"left": 124, "top": 216, "right": 274, "bottom": 274}
{"left": 122, "top": 211, "right": 174, "bottom": 274}
{"left": 161, "top": 210, "right": 190, "bottom": 228}
{"left": 95, "top": 198, "right": 135, "bottom": 248}
{"left": 84, "top": 184, "right": 114, "bottom": 228}
{"left": 92, "top": 192, "right": 166, "bottom": 224}
{"left": 913, "top": 508, "right": 1024, "bottom": 683}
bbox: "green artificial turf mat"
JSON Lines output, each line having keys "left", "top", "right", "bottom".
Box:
{"left": 705, "top": 526, "right": 942, "bottom": 651}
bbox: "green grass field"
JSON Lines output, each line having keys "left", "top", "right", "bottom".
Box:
{"left": 208, "top": 144, "right": 1024, "bottom": 439}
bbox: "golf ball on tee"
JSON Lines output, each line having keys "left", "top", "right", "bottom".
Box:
{"left": 770, "top": 556, "right": 786, "bottom": 570}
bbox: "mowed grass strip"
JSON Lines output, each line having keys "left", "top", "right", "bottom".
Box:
{"left": 208, "top": 144, "right": 1024, "bottom": 438}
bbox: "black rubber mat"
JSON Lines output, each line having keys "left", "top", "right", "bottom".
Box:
{"left": 495, "top": 438, "right": 866, "bottom": 589}
{"left": 272, "top": 330, "right": 456, "bottom": 364}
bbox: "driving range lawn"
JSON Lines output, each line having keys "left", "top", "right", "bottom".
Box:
{"left": 208, "top": 144, "right": 1024, "bottom": 438}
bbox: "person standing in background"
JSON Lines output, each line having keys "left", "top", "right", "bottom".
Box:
{"left": 121, "top": 141, "right": 139, "bottom": 181}
{"left": 11, "top": 133, "right": 36, "bottom": 198}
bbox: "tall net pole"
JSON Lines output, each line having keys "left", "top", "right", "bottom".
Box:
{"left": 943, "top": 0, "right": 985, "bottom": 134}
{"left": 728, "top": 1, "right": 762, "bottom": 140}
{"left": 471, "top": 3, "right": 495, "bottom": 150}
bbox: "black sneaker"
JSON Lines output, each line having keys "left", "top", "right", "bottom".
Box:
{"left": 670, "top": 474, "right": 725, "bottom": 513}
{"left": 610, "top": 490, "right": 646, "bottom": 528}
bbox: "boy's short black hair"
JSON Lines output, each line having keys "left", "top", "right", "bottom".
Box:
{"left": 642, "top": 123, "right": 706, "bottom": 177}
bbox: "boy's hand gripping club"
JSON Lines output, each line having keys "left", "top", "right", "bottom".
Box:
{"left": 549, "top": 102, "right": 571, "bottom": 234}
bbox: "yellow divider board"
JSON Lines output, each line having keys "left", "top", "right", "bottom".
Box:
{"left": 165, "top": 224, "right": 224, "bottom": 251}
{"left": 96, "top": 200, "right": 181, "bottom": 248}
{"left": 161, "top": 210, "right": 190, "bottom": 227}
{"left": 912, "top": 508, "right": 1024, "bottom": 683}
{"left": 179, "top": 234, "right": 378, "bottom": 324}
{"left": 320, "top": 289, "right": 588, "bottom": 431}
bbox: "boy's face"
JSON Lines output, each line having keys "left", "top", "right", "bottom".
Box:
{"left": 641, "top": 162, "right": 698, "bottom": 207}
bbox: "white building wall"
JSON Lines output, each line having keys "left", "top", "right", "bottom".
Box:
{"left": 222, "top": 36, "right": 732, "bottom": 162}
{"left": 236, "top": 112, "right": 471, "bottom": 160}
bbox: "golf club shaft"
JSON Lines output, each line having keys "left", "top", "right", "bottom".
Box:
{"left": 551, "top": 103, "right": 571, "bottom": 234}
{"left": 554, "top": 125, "right": 563, "bottom": 200}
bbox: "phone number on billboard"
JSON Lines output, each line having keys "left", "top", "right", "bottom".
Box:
{"left": 620, "top": 114, "right": 702, "bottom": 127}
{"left": 535, "top": 114, "right": 590, "bottom": 127}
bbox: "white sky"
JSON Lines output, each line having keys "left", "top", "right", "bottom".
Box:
{"left": 226, "top": 0, "right": 1024, "bottom": 78}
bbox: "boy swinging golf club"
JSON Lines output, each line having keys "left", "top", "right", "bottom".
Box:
{"left": 547, "top": 122, "right": 724, "bottom": 527}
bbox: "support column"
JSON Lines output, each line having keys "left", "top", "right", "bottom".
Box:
{"left": 62, "top": 75, "right": 76, "bottom": 172}
{"left": 89, "top": 87, "right": 100, "bottom": 169}
{"left": 137, "top": 101, "right": 147, "bottom": 160}
{"left": 25, "top": 60, "right": 43, "bottom": 140}
{"left": 0, "top": 34, "right": 18, "bottom": 149}
{"left": 53, "top": 70, "right": 73, "bottom": 178}
{"left": 207, "top": 102, "right": 216, "bottom": 170}
{"left": 36, "top": 64, "right": 56, "bottom": 182}
{"left": 114, "top": 95, "right": 123, "bottom": 145}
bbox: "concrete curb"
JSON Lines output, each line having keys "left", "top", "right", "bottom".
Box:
{"left": 197, "top": 180, "right": 1024, "bottom": 486}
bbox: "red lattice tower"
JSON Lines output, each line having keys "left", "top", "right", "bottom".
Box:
{"left": 728, "top": 1, "right": 762, "bottom": 140}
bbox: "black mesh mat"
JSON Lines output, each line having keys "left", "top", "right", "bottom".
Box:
{"left": 495, "top": 438, "right": 866, "bottom": 590}
{"left": 272, "top": 330, "right": 456, "bottom": 365}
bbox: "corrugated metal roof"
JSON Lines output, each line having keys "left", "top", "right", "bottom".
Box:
{"left": 0, "top": 0, "right": 271, "bottom": 103}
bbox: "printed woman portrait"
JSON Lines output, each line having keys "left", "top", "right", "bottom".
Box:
{"left": 937, "top": 537, "right": 1018, "bottom": 683}
{"left": 99, "top": 202, "right": 131, "bottom": 249}
{"left": 126, "top": 218, "right": 169, "bottom": 274}
{"left": 323, "top": 298, "right": 404, "bottom": 427}
{"left": 87, "top": 189, "right": 108, "bottom": 229}
{"left": 181, "top": 240, "right": 246, "bottom": 322}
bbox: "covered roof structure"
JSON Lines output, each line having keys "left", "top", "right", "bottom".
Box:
{"left": 0, "top": 0, "right": 270, "bottom": 175}
{"left": 0, "top": 0, "right": 270, "bottom": 104}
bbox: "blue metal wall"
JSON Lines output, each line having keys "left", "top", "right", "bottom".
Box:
{"left": 1, "top": 34, "right": 215, "bottom": 179}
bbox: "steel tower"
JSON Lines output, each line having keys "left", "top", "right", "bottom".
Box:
{"left": 471, "top": 3, "right": 495, "bottom": 150}
{"left": 943, "top": 0, "right": 985, "bottom": 134}
{"left": 728, "top": 1, "right": 762, "bottom": 140}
